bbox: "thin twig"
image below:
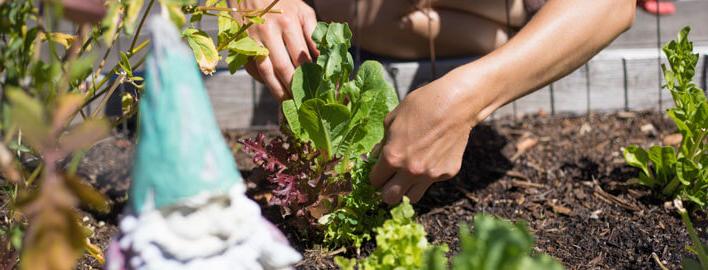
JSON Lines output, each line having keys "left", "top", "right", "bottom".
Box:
{"left": 129, "top": 0, "right": 156, "bottom": 51}
{"left": 197, "top": 6, "right": 282, "bottom": 14}
{"left": 216, "top": 0, "right": 281, "bottom": 51}
{"left": 91, "top": 75, "right": 125, "bottom": 118}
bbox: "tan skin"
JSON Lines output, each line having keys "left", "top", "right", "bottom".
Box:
{"left": 230, "top": 0, "right": 637, "bottom": 205}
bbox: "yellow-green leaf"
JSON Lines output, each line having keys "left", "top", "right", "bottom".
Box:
{"left": 229, "top": 36, "right": 268, "bottom": 56}
{"left": 183, "top": 28, "right": 219, "bottom": 75}
{"left": 64, "top": 174, "right": 110, "bottom": 214}
{"left": 101, "top": 0, "right": 123, "bottom": 45}
{"left": 160, "top": 1, "right": 186, "bottom": 28}
{"left": 40, "top": 32, "right": 76, "bottom": 49}
{"left": 6, "top": 88, "right": 49, "bottom": 150}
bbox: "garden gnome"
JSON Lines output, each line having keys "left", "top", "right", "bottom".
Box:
{"left": 105, "top": 17, "right": 301, "bottom": 270}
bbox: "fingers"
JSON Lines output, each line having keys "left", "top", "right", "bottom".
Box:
{"left": 245, "top": 61, "right": 263, "bottom": 82}
{"left": 254, "top": 57, "right": 288, "bottom": 101}
{"left": 299, "top": 5, "right": 320, "bottom": 57}
{"left": 369, "top": 146, "right": 397, "bottom": 188}
{"left": 381, "top": 172, "right": 415, "bottom": 205}
{"left": 282, "top": 24, "right": 312, "bottom": 66}
{"left": 261, "top": 31, "right": 296, "bottom": 94}
{"left": 406, "top": 182, "right": 431, "bottom": 203}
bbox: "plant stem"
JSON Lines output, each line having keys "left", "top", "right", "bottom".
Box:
{"left": 129, "top": 0, "right": 156, "bottom": 52}
{"left": 86, "top": 40, "right": 149, "bottom": 104}
{"left": 196, "top": 6, "right": 282, "bottom": 14}
{"left": 91, "top": 75, "right": 125, "bottom": 118}
{"left": 216, "top": 0, "right": 281, "bottom": 51}
{"left": 678, "top": 207, "right": 708, "bottom": 267}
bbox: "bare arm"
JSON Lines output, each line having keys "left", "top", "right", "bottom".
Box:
{"left": 465, "top": 0, "right": 637, "bottom": 121}
{"left": 370, "top": 0, "right": 637, "bottom": 205}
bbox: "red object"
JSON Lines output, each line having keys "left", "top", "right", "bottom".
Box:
{"left": 639, "top": 0, "right": 676, "bottom": 16}
{"left": 62, "top": 0, "right": 106, "bottom": 24}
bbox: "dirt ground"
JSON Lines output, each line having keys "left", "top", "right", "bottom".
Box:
{"left": 2, "top": 110, "right": 704, "bottom": 270}
{"left": 229, "top": 111, "right": 706, "bottom": 270}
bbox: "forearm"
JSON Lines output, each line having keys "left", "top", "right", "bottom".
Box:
{"left": 449, "top": 0, "right": 636, "bottom": 123}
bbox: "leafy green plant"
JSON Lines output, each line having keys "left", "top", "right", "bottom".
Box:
{"left": 335, "top": 197, "right": 444, "bottom": 270}
{"left": 0, "top": 0, "right": 276, "bottom": 268}
{"left": 240, "top": 22, "right": 397, "bottom": 248}
{"left": 423, "top": 215, "right": 564, "bottom": 270}
{"left": 335, "top": 201, "right": 564, "bottom": 270}
{"left": 623, "top": 26, "right": 708, "bottom": 208}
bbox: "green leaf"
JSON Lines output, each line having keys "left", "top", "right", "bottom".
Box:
{"left": 623, "top": 145, "right": 653, "bottom": 180}
{"left": 282, "top": 99, "right": 306, "bottom": 140}
{"left": 161, "top": 1, "right": 187, "bottom": 28}
{"left": 226, "top": 51, "right": 249, "bottom": 74}
{"left": 648, "top": 145, "right": 677, "bottom": 183}
{"left": 228, "top": 36, "right": 268, "bottom": 56}
{"left": 291, "top": 63, "right": 323, "bottom": 107}
{"left": 298, "top": 99, "right": 350, "bottom": 158}
{"left": 68, "top": 54, "right": 95, "bottom": 84}
{"left": 423, "top": 245, "right": 449, "bottom": 270}
{"left": 356, "top": 61, "right": 399, "bottom": 111}
{"left": 182, "top": 28, "right": 219, "bottom": 75}
{"left": 6, "top": 88, "right": 49, "bottom": 150}
{"left": 101, "top": 0, "right": 123, "bottom": 45}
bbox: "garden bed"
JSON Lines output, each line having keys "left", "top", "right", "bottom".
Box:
{"left": 14, "top": 110, "right": 703, "bottom": 269}
{"left": 228, "top": 110, "right": 706, "bottom": 269}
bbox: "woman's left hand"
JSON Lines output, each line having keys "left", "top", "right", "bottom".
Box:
{"left": 369, "top": 69, "right": 496, "bottom": 205}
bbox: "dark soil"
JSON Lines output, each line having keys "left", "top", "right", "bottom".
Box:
{"left": 3, "top": 111, "right": 703, "bottom": 269}
{"left": 229, "top": 111, "right": 706, "bottom": 270}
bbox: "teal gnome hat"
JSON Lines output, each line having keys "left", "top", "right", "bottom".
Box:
{"left": 130, "top": 17, "right": 243, "bottom": 214}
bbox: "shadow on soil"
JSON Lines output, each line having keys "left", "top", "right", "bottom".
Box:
{"left": 415, "top": 123, "right": 513, "bottom": 214}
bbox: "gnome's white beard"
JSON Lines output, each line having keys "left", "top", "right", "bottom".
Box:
{"left": 113, "top": 184, "right": 301, "bottom": 270}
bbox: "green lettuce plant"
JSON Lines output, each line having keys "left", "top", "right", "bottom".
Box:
{"left": 240, "top": 22, "right": 398, "bottom": 248}
{"left": 623, "top": 26, "right": 708, "bottom": 208}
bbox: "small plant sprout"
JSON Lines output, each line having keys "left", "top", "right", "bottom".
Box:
{"left": 623, "top": 26, "right": 708, "bottom": 208}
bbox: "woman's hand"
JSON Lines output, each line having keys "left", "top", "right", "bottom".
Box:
{"left": 370, "top": 70, "right": 497, "bottom": 205}
{"left": 369, "top": 0, "right": 636, "bottom": 205}
{"left": 230, "top": 0, "right": 319, "bottom": 101}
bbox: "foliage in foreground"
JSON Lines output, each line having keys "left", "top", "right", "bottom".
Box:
{"left": 241, "top": 22, "right": 397, "bottom": 248}
{"left": 0, "top": 0, "right": 273, "bottom": 268}
{"left": 335, "top": 199, "right": 564, "bottom": 270}
{"left": 334, "top": 198, "right": 442, "bottom": 270}
{"left": 674, "top": 200, "right": 708, "bottom": 270}
{"left": 623, "top": 26, "right": 708, "bottom": 208}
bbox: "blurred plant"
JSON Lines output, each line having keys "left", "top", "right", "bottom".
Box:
{"left": 336, "top": 205, "right": 564, "bottom": 270}
{"left": 423, "top": 215, "right": 564, "bottom": 270}
{"left": 623, "top": 26, "right": 707, "bottom": 209}
{"left": 334, "top": 197, "right": 443, "bottom": 270}
{"left": 0, "top": 0, "right": 276, "bottom": 268}
{"left": 674, "top": 199, "right": 708, "bottom": 270}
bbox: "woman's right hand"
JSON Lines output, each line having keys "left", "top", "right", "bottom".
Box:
{"left": 230, "top": 0, "right": 319, "bottom": 101}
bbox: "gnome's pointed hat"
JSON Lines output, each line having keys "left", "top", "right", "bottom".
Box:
{"left": 130, "top": 17, "right": 243, "bottom": 214}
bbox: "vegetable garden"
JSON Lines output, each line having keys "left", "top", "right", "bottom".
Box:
{"left": 0, "top": 0, "right": 706, "bottom": 269}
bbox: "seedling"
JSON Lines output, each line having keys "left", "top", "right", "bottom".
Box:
{"left": 335, "top": 198, "right": 564, "bottom": 270}
{"left": 623, "top": 27, "right": 708, "bottom": 208}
